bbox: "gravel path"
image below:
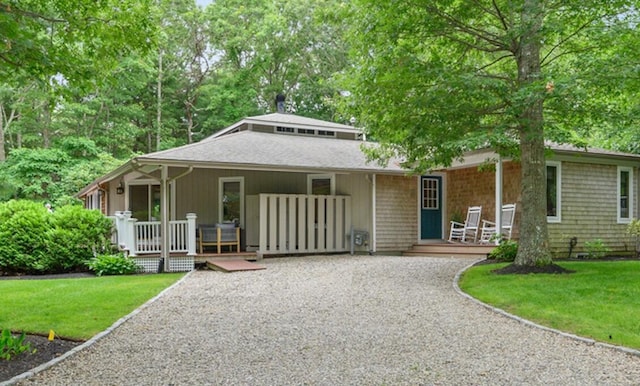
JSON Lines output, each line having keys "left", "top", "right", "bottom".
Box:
{"left": 13, "top": 255, "right": 640, "bottom": 385}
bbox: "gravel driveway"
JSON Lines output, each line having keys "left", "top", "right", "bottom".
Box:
{"left": 13, "top": 255, "right": 640, "bottom": 385}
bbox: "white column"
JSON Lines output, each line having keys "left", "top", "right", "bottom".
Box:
{"left": 125, "top": 216, "right": 137, "bottom": 256}
{"left": 495, "top": 158, "right": 503, "bottom": 245}
{"left": 114, "top": 211, "right": 124, "bottom": 247}
{"left": 186, "top": 213, "right": 197, "bottom": 256}
{"left": 161, "top": 165, "right": 170, "bottom": 271}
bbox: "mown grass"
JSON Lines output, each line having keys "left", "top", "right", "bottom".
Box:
{"left": 0, "top": 274, "right": 184, "bottom": 340}
{"left": 459, "top": 261, "right": 640, "bottom": 349}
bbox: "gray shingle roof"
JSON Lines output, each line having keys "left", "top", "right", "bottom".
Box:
{"left": 136, "top": 130, "right": 405, "bottom": 173}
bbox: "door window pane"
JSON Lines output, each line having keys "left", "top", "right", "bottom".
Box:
{"left": 422, "top": 178, "right": 439, "bottom": 210}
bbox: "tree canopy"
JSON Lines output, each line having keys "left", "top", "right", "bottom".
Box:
{"left": 339, "top": 0, "right": 640, "bottom": 266}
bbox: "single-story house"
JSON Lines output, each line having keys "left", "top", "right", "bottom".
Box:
{"left": 78, "top": 111, "right": 640, "bottom": 270}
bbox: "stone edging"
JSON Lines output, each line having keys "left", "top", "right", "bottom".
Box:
{"left": 452, "top": 259, "right": 640, "bottom": 358}
{"left": 1, "top": 270, "right": 195, "bottom": 386}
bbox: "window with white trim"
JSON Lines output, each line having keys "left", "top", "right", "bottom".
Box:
{"left": 307, "top": 174, "right": 335, "bottom": 195}
{"left": 618, "top": 166, "right": 633, "bottom": 223}
{"left": 219, "top": 177, "right": 244, "bottom": 226}
{"left": 546, "top": 161, "right": 561, "bottom": 223}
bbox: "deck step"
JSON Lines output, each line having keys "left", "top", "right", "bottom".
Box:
{"left": 206, "top": 259, "right": 266, "bottom": 273}
{"left": 403, "top": 243, "right": 495, "bottom": 258}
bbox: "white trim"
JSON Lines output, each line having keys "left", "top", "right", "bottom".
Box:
{"left": 219, "top": 177, "right": 245, "bottom": 227}
{"left": 495, "top": 158, "right": 503, "bottom": 245}
{"left": 372, "top": 174, "right": 377, "bottom": 253}
{"left": 546, "top": 161, "right": 562, "bottom": 223}
{"left": 307, "top": 173, "right": 336, "bottom": 195}
{"left": 618, "top": 166, "right": 633, "bottom": 223}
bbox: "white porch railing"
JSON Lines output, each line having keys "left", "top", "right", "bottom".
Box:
{"left": 113, "top": 211, "right": 197, "bottom": 257}
{"left": 258, "top": 194, "right": 351, "bottom": 255}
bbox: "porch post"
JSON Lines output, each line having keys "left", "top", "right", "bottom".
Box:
{"left": 161, "top": 165, "right": 170, "bottom": 271}
{"left": 186, "top": 213, "right": 197, "bottom": 256}
{"left": 125, "top": 215, "right": 137, "bottom": 257}
{"left": 495, "top": 157, "right": 503, "bottom": 245}
{"left": 114, "top": 211, "right": 124, "bottom": 247}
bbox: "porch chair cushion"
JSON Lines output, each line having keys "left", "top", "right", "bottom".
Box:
{"left": 480, "top": 203, "right": 516, "bottom": 244}
{"left": 199, "top": 223, "right": 240, "bottom": 254}
{"left": 448, "top": 206, "right": 482, "bottom": 243}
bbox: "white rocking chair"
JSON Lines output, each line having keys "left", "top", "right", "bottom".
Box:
{"left": 448, "top": 206, "right": 482, "bottom": 243}
{"left": 480, "top": 203, "right": 516, "bottom": 244}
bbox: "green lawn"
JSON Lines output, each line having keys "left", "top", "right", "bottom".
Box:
{"left": 459, "top": 261, "right": 640, "bottom": 350}
{"left": 0, "top": 274, "right": 184, "bottom": 340}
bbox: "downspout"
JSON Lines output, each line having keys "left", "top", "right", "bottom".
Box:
{"left": 495, "top": 157, "right": 503, "bottom": 245}
{"left": 371, "top": 173, "right": 377, "bottom": 254}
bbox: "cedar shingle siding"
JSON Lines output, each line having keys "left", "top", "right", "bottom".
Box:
{"left": 446, "top": 160, "right": 638, "bottom": 258}
{"left": 548, "top": 162, "right": 637, "bottom": 257}
{"left": 375, "top": 175, "right": 418, "bottom": 252}
{"left": 446, "top": 162, "right": 521, "bottom": 240}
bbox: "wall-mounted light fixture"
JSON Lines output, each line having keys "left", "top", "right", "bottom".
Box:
{"left": 116, "top": 181, "right": 125, "bottom": 195}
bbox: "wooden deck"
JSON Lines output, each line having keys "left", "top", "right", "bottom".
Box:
{"left": 206, "top": 259, "right": 266, "bottom": 272}
{"left": 403, "top": 243, "right": 495, "bottom": 259}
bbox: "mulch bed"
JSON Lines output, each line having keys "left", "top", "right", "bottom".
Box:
{"left": 492, "top": 263, "right": 575, "bottom": 274}
{"left": 478, "top": 256, "right": 640, "bottom": 275}
{"left": 0, "top": 334, "right": 82, "bottom": 383}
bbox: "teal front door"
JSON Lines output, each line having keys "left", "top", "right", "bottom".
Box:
{"left": 420, "top": 176, "right": 443, "bottom": 239}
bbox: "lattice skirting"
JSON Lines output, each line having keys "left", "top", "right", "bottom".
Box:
{"left": 133, "top": 257, "right": 194, "bottom": 273}
{"left": 169, "top": 257, "right": 194, "bottom": 272}
{"left": 133, "top": 257, "right": 162, "bottom": 273}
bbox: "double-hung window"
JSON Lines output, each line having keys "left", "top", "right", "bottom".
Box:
{"left": 546, "top": 161, "right": 561, "bottom": 223}
{"left": 618, "top": 166, "right": 633, "bottom": 223}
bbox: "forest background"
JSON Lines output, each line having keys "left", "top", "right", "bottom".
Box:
{"left": 0, "top": 0, "right": 638, "bottom": 209}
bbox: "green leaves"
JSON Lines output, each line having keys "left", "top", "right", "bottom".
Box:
{"left": 0, "top": 329, "right": 34, "bottom": 361}
{"left": 87, "top": 254, "right": 139, "bottom": 276}
{"left": 0, "top": 0, "right": 157, "bottom": 84}
{"left": 0, "top": 200, "right": 113, "bottom": 275}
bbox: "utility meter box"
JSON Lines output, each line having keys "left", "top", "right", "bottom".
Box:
{"left": 349, "top": 228, "right": 369, "bottom": 254}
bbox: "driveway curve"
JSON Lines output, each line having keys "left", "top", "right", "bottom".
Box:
{"left": 15, "top": 255, "right": 640, "bottom": 385}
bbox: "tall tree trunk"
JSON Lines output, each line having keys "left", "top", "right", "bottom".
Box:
{"left": 0, "top": 105, "right": 6, "bottom": 162}
{"left": 156, "top": 49, "right": 163, "bottom": 151}
{"left": 42, "top": 101, "right": 51, "bottom": 149}
{"left": 514, "top": 0, "right": 553, "bottom": 266}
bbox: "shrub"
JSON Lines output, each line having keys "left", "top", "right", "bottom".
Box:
{"left": 0, "top": 329, "right": 34, "bottom": 360}
{"left": 488, "top": 239, "right": 518, "bottom": 262}
{"left": 47, "top": 205, "right": 113, "bottom": 272}
{"left": 584, "top": 239, "right": 609, "bottom": 259}
{"left": 0, "top": 200, "right": 113, "bottom": 275}
{"left": 0, "top": 200, "right": 51, "bottom": 274}
{"left": 87, "top": 254, "right": 139, "bottom": 276}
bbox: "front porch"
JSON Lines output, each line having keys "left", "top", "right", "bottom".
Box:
{"left": 110, "top": 193, "right": 354, "bottom": 272}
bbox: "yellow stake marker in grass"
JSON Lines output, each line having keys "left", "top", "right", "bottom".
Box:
{"left": 48, "top": 330, "right": 55, "bottom": 341}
